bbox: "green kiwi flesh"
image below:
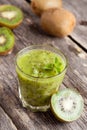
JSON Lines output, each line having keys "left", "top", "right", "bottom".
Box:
{"left": 0, "top": 5, "right": 23, "bottom": 29}
{"left": 0, "top": 27, "right": 15, "bottom": 55}
{"left": 51, "top": 89, "right": 84, "bottom": 122}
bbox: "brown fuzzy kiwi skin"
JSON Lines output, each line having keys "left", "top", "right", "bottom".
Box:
{"left": 41, "top": 8, "right": 76, "bottom": 37}
{"left": 0, "top": 47, "right": 14, "bottom": 56}
{"left": 31, "top": 1, "right": 42, "bottom": 16}
{"left": 31, "top": 0, "right": 62, "bottom": 16}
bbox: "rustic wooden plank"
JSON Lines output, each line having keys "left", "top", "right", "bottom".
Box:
{"left": 0, "top": 81, "right": 36, "bottom": 130}
{"left": 0, "top": 0, "right": 87, "bottom": 130}
{"left": 0, "top": 79, "right": 86, "bottom": 130}
{"left": 25, "top": 0, "right": 87, "bottom": 50}
{"left": 1, "top": 0, "right": 87, "bottom": 50}
{"left": 63, "top": 0, "right": 87, "bottom": 50}
{"left": 0, "top": 106, "right": 17, "bottom": 130}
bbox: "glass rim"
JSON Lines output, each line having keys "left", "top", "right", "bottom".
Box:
{"left": 15, "top": 44, "right": 68, "bottom": 79}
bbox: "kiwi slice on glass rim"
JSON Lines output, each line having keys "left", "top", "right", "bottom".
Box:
{"left": 0, "top": 5, "right": 23, "bottom": 29}
{"left": 51, "top": 88, "right": 84, "bottom": 122}
{"left": 0, "top": 27, "right": 15, "bottom": 55}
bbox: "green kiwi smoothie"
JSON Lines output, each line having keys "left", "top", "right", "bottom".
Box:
{"left": 16, "top": 45, "right": 67, "bottom": 111}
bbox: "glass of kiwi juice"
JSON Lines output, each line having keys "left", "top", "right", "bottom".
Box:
{"left": 15, "top": 44, "right": 68, "bottom": 112}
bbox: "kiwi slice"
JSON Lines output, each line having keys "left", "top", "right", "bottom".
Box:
{"left": 51, "top": 89, "right": 84, "bottom": 122}
{"left": 0, "top": 5, "right": 23, "bottom": 29}
{"left": 0, "top": 27, "right": 15, "bottom": 55}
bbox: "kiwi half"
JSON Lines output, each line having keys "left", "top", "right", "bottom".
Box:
{"left": 0, "top": 27, "right": 15, "bottom": 55}
{"left": 0, "top": 5, "right": 23, "bottom": 29}
{"left": 51, "top": 89, "right": 84, "bottom": 122}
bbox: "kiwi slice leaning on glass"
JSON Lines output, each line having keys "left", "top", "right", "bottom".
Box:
{"left": 0, "top": 27, "right": 15, "bottom": 55}
{"left": 0, "top": 5, "right": 23, "bottom": 29}
{"left": 51, "top": 88, "right": 84, "bottom": 122}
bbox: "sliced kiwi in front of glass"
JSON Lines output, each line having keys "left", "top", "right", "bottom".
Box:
{"left": 51, "top": 88, "right": 84, "bottom": 122}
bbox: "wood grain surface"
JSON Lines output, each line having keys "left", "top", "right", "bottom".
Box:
{"left": 0, "top": 106, "right": 17, "bottom": 130}
{"left": 0, "top": 0, "right": 87, "bottom": 130}
{"left": 63, "top": 0, "right": 87, "bottom": 51}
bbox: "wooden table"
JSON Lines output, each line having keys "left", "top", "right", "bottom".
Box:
{"left": 0, "top": 0, "right": 87, "bottom": 130}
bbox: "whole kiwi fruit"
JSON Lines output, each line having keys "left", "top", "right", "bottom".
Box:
{"left": 41, "top": 8, "right": 76, "bottom": 37}
{"left": 31, "top": 0, "right": 62, "bottom": 16}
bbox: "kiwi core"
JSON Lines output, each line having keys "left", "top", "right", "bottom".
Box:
{"left": 0, "top": 35, "right": 6, "bottom": 45}
{"left": 1, "top": 11, "right": 17, "bottom": 20}
{"left": 60, "top": 97, "right": 75, "bottom": 112}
